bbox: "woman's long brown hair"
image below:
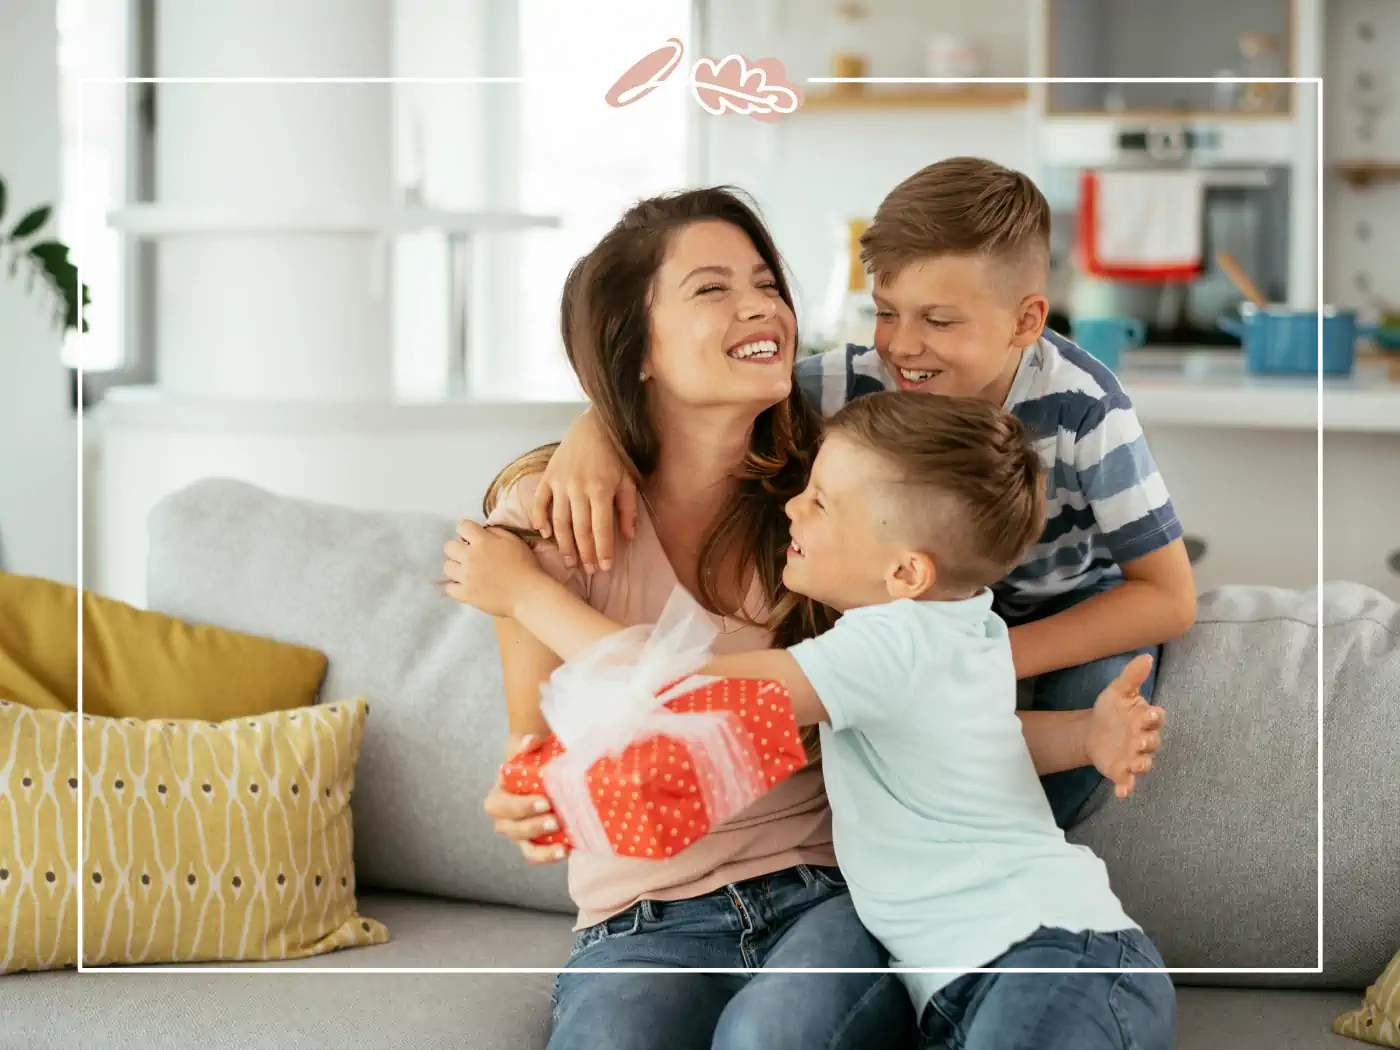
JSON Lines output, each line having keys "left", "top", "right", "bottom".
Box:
{"left": 483, "top": 189, "right": 836, "bottom": 749}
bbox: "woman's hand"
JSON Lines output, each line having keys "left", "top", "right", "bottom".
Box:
{"left": 442, "top": 520, "right": 545, "bottom": 617}
{"left": 531, "top": 408, "right": 639, "bottom": 575}
{"left": 483, "top": 735, "right": 568, "bottom": 865}
{"left": 1084, "top": 654, "right": 1165, "bottom": 799}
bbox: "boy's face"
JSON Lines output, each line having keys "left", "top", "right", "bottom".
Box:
{"left": 782, "top": 435, "right": 934, "bottom": 611}
{"left": 871, "top": 254, "right": 1045, "bottom": 404}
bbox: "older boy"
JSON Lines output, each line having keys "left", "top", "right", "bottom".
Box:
{"left": 795, "top": 158, "right": 1196, "bottom": 826}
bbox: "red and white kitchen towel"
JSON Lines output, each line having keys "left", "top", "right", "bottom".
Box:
{"left": 1077, "top": 169, "right": 1206, "bottom": 282}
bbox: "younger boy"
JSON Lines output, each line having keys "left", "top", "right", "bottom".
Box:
{"left": 533, "top": 157, "right": 1197, "bottom": 828}
{"left": 448, "top": 392, "right": 1176, "bottom": 1050}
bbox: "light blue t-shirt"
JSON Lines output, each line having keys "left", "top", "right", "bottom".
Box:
{"left": 788, "top": 594, "right": 1137, "bottom": 1011}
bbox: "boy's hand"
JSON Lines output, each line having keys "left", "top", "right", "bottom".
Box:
{"left": 442, "top": 520, "right": 546, "bottom": 618}
{"left": 531, "top": 409, "right": 638, "bottom": 575}
{"left": 1084, "top": 654, "right": 1165, "bottom": 800}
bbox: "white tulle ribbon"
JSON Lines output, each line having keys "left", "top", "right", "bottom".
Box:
{"left": 538, "top": 586, "right": 768, "bottom": 855}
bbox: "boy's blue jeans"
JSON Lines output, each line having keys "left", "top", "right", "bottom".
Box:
{"left": 548, "top": 864, "right": 917, "bottom": 1050}
{"left": 999, "top": 578, "right": 1163, "bottom": 829}
{"left": 918, "top": 926, "right": 1176, "bottom": 1050}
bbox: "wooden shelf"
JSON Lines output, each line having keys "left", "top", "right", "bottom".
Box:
{"left": 1044, "top": 107, "right": 1293, "bottom": 121}
{"left": 1333, "top": 162, "right": 1400, "bottom": 188}
{"left": 801, "top": 84, "right": 1028, "bottom": 112}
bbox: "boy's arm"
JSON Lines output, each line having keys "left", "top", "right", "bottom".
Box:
{"left": 531, "top": 407, "right": 639, "bottom": 575}
{"left": 1009, "top": 541, "right": 1197, "bottom": 679}
{"left": 1009, "top": 395, "right": 1196, "bottom": 680}
{"left": 507, "top": 587, "right": 830, "bottom": 723}
{"left": 1017, "top": 655, "right": 1163, "bottom": 795}
{"left": 700, "top": 651, "right": 828, "bottom": 726}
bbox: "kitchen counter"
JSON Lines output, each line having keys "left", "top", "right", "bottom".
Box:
{"left": 1119, "top": 348, "right": 1400, "bottom": 433}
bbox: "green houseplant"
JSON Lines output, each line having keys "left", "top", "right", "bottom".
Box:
{"left": 0, "top": 175, "right": 90, "bottom": 333}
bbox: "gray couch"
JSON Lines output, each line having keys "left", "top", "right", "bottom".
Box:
{"left": 9, "top": 479, "right": 1398, "bottom": 1050}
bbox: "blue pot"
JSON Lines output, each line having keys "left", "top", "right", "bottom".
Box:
{"left": 1218, "top": 306, "right": 1375, "bottom": 377}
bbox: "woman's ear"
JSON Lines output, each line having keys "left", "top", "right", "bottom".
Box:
{"left": 887, "top": 551, "right": 937, "bottom": 600}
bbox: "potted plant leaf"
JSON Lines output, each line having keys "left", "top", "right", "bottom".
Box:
{"left": 0, "top": 175, "right": 91, "bottom": 333}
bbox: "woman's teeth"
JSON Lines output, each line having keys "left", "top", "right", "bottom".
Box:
{"left": 788, "top": 540, "right": 804, "bottom": 555}
{"left": 729, "top": 339, "right": 779, "bottom": 360}
{"left": 899, "top": 367, "right": 940, "bottom": 382}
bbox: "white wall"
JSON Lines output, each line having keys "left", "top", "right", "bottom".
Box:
{"left": 0, "top": 0, "right": 78, "bottom": 586}
{"left": 95, "top": 398, "right": 584, "bottom": 606}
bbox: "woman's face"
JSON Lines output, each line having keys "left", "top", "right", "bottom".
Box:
{"left": 643, "top": 220, "right": 796, "bottom": 412}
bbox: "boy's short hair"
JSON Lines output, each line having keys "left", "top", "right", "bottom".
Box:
{"left": 827, "top": 391, "right": 1045, "bottom": 594}
{"left": 859, "top": 157, "right": 1051, "bottom": 286}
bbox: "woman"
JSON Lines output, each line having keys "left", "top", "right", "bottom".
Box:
{"left": 442, "top": 188, "right": 1159, "bottom": 1050}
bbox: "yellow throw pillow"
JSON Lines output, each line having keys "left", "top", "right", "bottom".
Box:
{"left": 0, "top": 696, "right": 387, "bottom": 973}
{"left": 0, "top": 572, "right": 326, "bottom": 719}
{"left": 1336, "top": 950, "right": 1400, "bottom": 1047}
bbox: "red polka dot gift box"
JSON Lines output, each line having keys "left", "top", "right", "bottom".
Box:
{"left": 499, "top": 676, "right": 806, "bottom": 859}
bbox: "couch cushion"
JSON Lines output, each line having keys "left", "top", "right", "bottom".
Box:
{"left": 1174, "top": 988, "right": 1366, "bottom": 1050}
{"left": 146, "top": 479, "right": 573, "bottom": 916}
{"left": 1069, "top": 583, "right": 1400, "bottom": 990}
{"left": 3, "top": 897, "right": 1359, "bottom": 1050}
{"left": 7, "top": 896, "right": 568, "bottom": 1050}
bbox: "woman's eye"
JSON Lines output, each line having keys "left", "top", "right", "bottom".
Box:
{"left": 874, "top": 310, "right": 894, "bottom": 320}
{"left": 697, "top": 284, "right": 725, "bottom": 295}
{"left": 925, "top": 317, "right": 952, "bottom": 329}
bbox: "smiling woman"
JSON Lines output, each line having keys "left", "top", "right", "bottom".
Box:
{"left": 446, "top": 187, "right": 918, "bottom": 1050}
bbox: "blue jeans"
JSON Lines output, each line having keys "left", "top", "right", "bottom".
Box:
{"left": 548, "top": 865, "right": 917, "bottom": 1050}
{"left": 999, "top": 579, "right": 1162, "bottom": 829}
{"left": 918, "top": 927, "right": 1176, "bottom": 1050}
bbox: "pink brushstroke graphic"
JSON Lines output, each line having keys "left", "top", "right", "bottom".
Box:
{"left": 691, "top": 56, "right": 803, "bottom": 122}
{"left": 605, "top": 37, "right": 685, "bottom": 108}
{"left": 605, "top": 40, "right": 804, "bottom": 122}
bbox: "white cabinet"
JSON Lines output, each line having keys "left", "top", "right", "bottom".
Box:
{"left": 1045, "top": 0, "right": 1295, "bottom": 116}
{"left": 1145, "top": 426, "right": 1400, "bottom": 601}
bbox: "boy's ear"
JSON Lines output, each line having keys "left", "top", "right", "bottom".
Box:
{"left": 887, "top": 551, "right": 938, "bottom": 600}
{"left": 1013, "top": 293, "right": 1049, "bottom": 348}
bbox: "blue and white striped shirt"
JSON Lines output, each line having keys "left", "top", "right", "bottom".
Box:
{"left": 795, "top": 331, "right": 1182, "bottom": 616}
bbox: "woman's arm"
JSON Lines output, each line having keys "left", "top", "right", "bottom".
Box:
{"left": 494, "top": 616, "right": 559, "bottom": 745}
{"left": 485, "top": 617, "right": 568, "bottom": 864}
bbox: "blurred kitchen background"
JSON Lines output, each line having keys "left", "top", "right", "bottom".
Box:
{"left": 2, "top": 0, "right": 1398, "bottom": 607}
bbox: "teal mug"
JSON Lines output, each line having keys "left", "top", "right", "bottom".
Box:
{"left": 1070, "top": 317, "right": 1145, "bottom": 371}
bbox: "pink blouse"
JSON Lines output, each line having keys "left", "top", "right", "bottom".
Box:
{"left": 488, "top": 473, "right": 836, "bottom": 928}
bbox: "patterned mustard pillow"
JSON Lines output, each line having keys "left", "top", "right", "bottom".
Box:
{"left": 1336, "top": 950, "right": 1400, "bottom": 1047}
{"left": 0, "top": 697, "right": 387, "bottom": 973}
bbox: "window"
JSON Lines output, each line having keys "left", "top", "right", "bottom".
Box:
{"left": 478, "top": 0, "right": 695, "bottom": 399}
{"left": 55, "top": 0, "right": 138, "bottom": 375}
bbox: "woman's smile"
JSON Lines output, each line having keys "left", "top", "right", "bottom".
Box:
{"left": 726, "top": 331, "right": 785, "bottom": 363}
